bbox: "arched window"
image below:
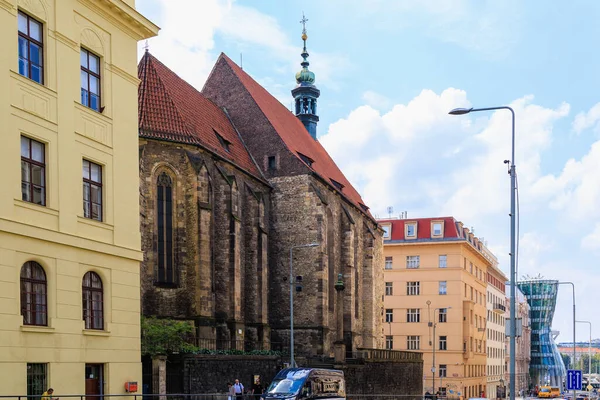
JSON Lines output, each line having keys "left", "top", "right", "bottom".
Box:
{"left": 82, "top": 271, "right": 103, "bottom": 330}
{"left": 20, "top": 261, "right": 47, "bottom": 326}
{"left": 156, "top": 172, "right": 174, "bottom": 284}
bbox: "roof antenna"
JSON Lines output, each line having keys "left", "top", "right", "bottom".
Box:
{"left": 240, "top": 53, "right": 243, "bottom": 70}
{"left": 387, "top": 206, "right": 393, "bottom": 219}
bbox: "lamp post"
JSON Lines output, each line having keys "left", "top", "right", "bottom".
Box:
{"left": 558, "top": 281, "right": 576, "bottom": 399}
{"left": 432, "top": 307, "right": 452, "bottom": 399}
{"left": 576, "top": 321, "right": 591, "bottom": 377}
{"left": 289, "top": 242, "right": 319, "bottom": 368}
{"left": 449, "top": 106, "right": 516, "bottom": 400}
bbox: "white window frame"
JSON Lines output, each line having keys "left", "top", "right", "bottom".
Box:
{"left": 407, "top": 281, "right": 420, "bottom": 296}
{"left": 432, "top": 221, "right": 443, "bottom": 237}
{"left": 407, "top": 335, "right": 420, "bottom": 350}
{"left": 439, "top": 364, "right": 447, "bottom": 378}
{"left": 407, "top": 308, "right": 420, "bottom": 323}
{"left": 439, "top": 254, "right": 447, "bottom": 268}
{"left": 405, "top": 222, "right": 417, "bottom": 238}
{"left": 439, "top": 335, "right": 447, "bottom": 350}
{"left": 382, "top": 224, "right": 391, "bottom": 239}
{"left": 385, "top": 282, "right": 393, "bottom": 296}
{"left": 385, "top": 256, "right": 393, "bottom": 270}
{"left": 439, "top": 281, "right": 447, "bottom": 295}
{"left": 406, "top": 255, "right": 420, "bottom": 269}
{"left": 385, "top": 335, "right": 393, "bottom": 350}
{"left": 439, "top": 308, "right": 447, "bottom": 323}
{"left": 385, "top": 308, "right": 393, "bottom": 323}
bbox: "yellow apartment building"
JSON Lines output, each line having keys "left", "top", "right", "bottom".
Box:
{"left": 380, "top": 217, "right": 496, "bottom": 399}
{"left": 0, "top": 0, "right": 157, "bottom": 396}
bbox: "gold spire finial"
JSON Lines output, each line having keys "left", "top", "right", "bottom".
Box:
{"left": 300, "top": 12, "right": 308, "bottom": 41}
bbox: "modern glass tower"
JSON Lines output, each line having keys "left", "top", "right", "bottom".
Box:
{"left": 517, "top": 279, "right": 566, "bottom": 387}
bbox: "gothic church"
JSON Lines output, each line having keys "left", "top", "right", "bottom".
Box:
{"left": 138, "top": 23, "right": 384, "bottom": 358}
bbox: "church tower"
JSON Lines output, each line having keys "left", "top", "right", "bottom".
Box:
{"left": 292, "top": 14, "right": 320, "bottom": 140}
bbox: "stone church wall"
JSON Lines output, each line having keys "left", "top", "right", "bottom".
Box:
{"left": 139, "top": 139, "right": 270, "bottom": 344}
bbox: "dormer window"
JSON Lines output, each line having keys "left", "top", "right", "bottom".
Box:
{"left": 214, "top": 129, "right": 231, "bottom": 153}
{"left": 405, "top": 222, "right": 417, "bottom": 238}
{"left": 330, "top": 178, "right": 344, "bottom": 191}
{"left": 381, "top": 224, "right": 391, "bottom": 239}
{"left": 432, "top": 221, "right": 444, "bottom": 238}
{"left": 297, "top": 152, "right": 314, "bottom": 167}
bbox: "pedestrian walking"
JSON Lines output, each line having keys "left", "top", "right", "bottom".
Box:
{"left": 234, "top": 379, "right": 245, "bottom": 400}
{"left": 251, "top": 376, "right": 264, "bottom": 399}
{"left": 228, "top": 382, "right": 236, "bottom": 400}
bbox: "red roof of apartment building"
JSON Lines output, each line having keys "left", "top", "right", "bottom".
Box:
{"left": 378, "top": 216, "right": 461, "bottom": 241}
{"left": 137, "top": 52, "right": 262, "bottom": 177}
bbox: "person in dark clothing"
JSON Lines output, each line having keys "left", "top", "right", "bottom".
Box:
{"left": 251, "top": 376, "right": 264, "bottom": 399}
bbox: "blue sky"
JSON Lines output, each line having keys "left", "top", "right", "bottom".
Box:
{"left": 137, "top": 0, "right": 600, "bottom": 342}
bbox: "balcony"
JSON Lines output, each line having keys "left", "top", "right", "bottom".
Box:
{"left": 493, "top": 303, "right": 506, "bottom": 313}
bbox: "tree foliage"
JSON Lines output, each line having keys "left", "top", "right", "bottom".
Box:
{"left": 141, "top": 317, "right": 198, "bottom": 356}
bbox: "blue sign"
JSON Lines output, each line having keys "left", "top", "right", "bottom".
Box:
{"left": 567, "top": 369, "right": 582, "bottom": 391}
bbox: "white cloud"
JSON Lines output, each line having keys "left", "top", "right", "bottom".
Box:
{"left": 136, "top": 0, "right": 347, "bottom": 92}
{"left": 531, "top": 140, "right": 600, "bottom": 221}
{"left": 572, "top": 102, "right": 600, "bottom": 135}
{"left": 321, "top": 89, "right": 569, "bottom": 221}
{"left": 362, "top": 91, "right": 392, "bottom": 110}
{"left": 582, "top": 223, "right": 600, "bottom": 250}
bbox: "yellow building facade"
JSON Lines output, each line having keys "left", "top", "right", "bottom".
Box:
{"left": 380, "top": 217, "right": 496, "bottom": 399}
{"left": 0, "top": 0, "right": 157, "bottom": 396}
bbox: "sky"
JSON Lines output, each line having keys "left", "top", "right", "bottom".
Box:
{"left": 136, "top": 0, "right": 600, "bottom": 343}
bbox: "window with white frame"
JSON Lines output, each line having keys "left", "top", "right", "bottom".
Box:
{"left": 385, "top": 282, "right": 393, "bottom": 296}
{"left": 439, "top": 335, "right": 447, "bottom": 350}
{"left": 439, "top": 281, "right": 447, "bottom": 295}
{"left": 385, "top": 256, "right": 393, "bottom": 270}
{"left": 382, "top": 225, "right": 390, "bottom": 239}
{"left": 385, "top": 308, "right": 393, "bottom": 323}
{"left": 432, "top": 222, "right": 443, "bottom": 236}
{"left": 407, "top": 308, "right": 420, "bottom": 323}
{"left": 439, "top": 364, "right": 447, "bottom": 378}
{"left": 406, "top": 281, "right": 420, "bottom": 296}
{"left": 438, "top": 308, "right": 447, "bottom": 323}
{"left": 385, "top": 335, "right": 393, "bottom": 350}
{"left": 439, "top": 254, "right": 447, "bottom": 268}
{"left": 407, "top": 335, "right": 420, "bottom": 350}
{"left": 406, "top": 255, "right": 420, "bottom": 269}
{"left": 406, "top": 222, "right": 417, "bottom": 238}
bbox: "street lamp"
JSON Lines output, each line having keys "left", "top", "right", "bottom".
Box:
{"left": 289, "top": 242, "right": 319, "bottom": 368}
{"left": 576, "top": 320, "right": 592, "bottom": 377}
{"left": 449, "top": 105, "right": 517, "bottom": 400}
{"left": 558, "top": 281, "right": 576, "bottom": 399}
{"left": 431, "top": 307, "right": 452, "bottom": 399}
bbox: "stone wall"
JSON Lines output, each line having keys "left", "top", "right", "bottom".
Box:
{"left": 184, "top": 355, "right": 284, "bottom": 393}
{"left": 343, "top": 361, "right": 423, "bottom": 396}
{"left": 139, "top": 139, "right": 271, "bottom": 343}
{"left": 179, "top": 354, "right": 423, "bottom": 396}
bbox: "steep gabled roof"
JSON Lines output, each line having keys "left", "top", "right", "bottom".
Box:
{"left": 210, "top": 53, "right": 371, "bottom": 218}
{"left": 138, "top": 51, "right": 262, "bottom": 178}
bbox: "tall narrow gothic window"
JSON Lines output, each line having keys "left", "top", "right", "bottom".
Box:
{"left": 20, "top": 261, "right": 47, "bottom": 326}
{"left": 82, "top": 271, "right": 103, "bottom": 330}
{"left": 156, "top": 172, "right": 174, "bottom": 284}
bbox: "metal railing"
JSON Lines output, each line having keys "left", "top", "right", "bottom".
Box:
{"left": 0, "top": 394, "right": 428, "bottom": 400}
{"left": 194, "top": 338, "right": 285, "bottom": 353}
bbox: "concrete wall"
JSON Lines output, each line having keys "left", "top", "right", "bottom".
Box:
{"left": 0, "top": 0, "right": 157, "bottom": 396}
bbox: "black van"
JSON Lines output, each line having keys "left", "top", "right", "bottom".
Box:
{"left": 263, "top": 368, "right": 345, "bottom": 400}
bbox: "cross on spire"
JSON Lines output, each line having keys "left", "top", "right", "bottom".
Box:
{"left": 300, "top": 12, "right": 308, "bottom": 35}
{"left": 143, "top": 40, "right": 149, "bottom": 52}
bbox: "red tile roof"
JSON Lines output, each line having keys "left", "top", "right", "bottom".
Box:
{"left": 213, "top": 53, "right": 372, "bottom": 218}
{"left": 378, "top": 217, "right": 461, "bottom": 241}
{"left": 138, "top": 51, "right": 262, "bottom": 178}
